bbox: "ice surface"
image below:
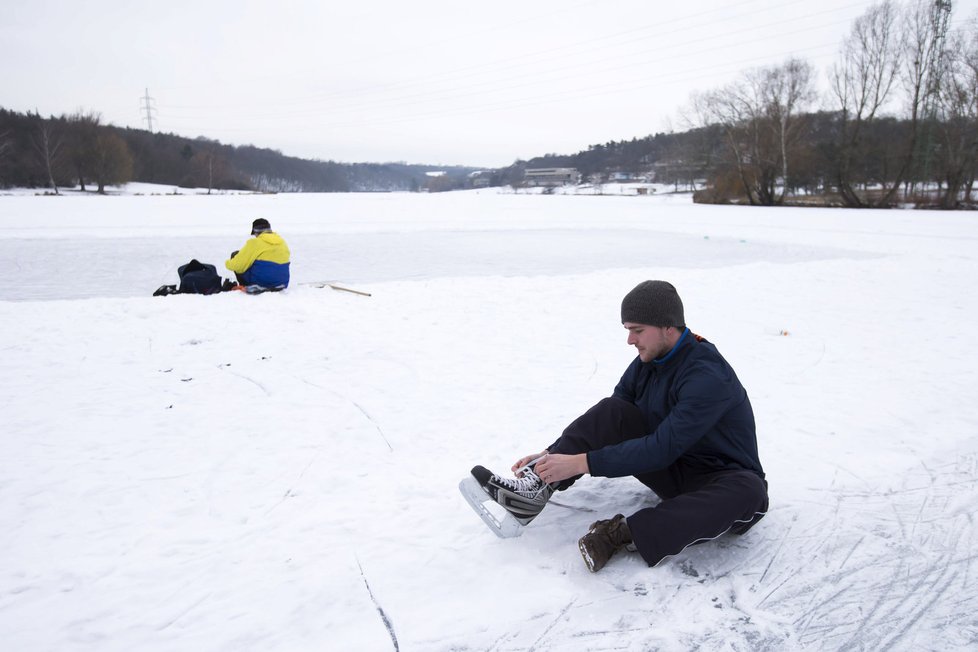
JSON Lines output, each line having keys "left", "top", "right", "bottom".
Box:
{"left": 1, "top": 186, "right": 976, "bottom": 650}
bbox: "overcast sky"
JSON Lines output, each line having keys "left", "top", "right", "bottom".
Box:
{"left": 3, "top": 0, "right": 978, "bottom": 168}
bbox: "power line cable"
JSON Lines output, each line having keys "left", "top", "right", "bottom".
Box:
{"left": 158, "top": 38, "right": 840, "bottom": 136}
{"left": 145, "top": 0, "right": 894, "bottom": 149}
{"left": 157, "top": 8, "right": 860, "bottom": 126}
{"left": 156, "top": 0, "right": 860, "bottom": 113}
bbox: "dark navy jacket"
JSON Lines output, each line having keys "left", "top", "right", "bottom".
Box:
{"left": 587, "top": 329, "right": 764, "bottom": 480}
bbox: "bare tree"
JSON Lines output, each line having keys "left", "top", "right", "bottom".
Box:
{"left": 204, "top": 150, "right": 216, "bottom": 194}
{"left": 933, "top": 13, "right": 978, "bottom": 207}
{"left": 67, "top": 111, "right": 101, "bottom": 191}
{"left": 901, "top": 0, "right": 953, "bottom": 199}
{"left": 91, "top": 131, "right": 133, "bottom": 194}
{"left": 694, "top": 58, "right": 816, "bottom": 205}
{"left": 958, "top": 13, "right": 978, "bottom": 203}
{"left": 190, "top": 141, "right": 230, "bottom": 194}
{"left": 0, "top": 129, "right": 11, "bottom": 163}
{"left": 691, "top": 86, "right": 759, "bottom": 203}
{"left": 762, "top": 59, "right": 818, "bottom": 202}
{"left": 830, "top": 0, "right": 902, "bottom": 207}
{"left": 32, "top": 118, "right": 65, "bottom": 195}
{"left": 829, "top": 0, "right": 952, "bottom": 206}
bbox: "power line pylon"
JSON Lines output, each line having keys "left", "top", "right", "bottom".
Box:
{"left": 140, "top": 88, "right": 158, "bottom": 132}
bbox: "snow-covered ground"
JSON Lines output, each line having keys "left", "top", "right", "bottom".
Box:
{"left": 1, "top": 186, "right": 976, "bottom": 651}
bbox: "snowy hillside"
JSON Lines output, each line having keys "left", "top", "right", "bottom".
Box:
{"left": 1, "top": 187, "right": 976, "bottom": 650}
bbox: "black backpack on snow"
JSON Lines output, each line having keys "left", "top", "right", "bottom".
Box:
{"left": 177, "top": 259, "right": 223, "bottom": 295}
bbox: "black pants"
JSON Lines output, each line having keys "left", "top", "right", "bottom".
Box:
{"left": 550, "top": 398, "right": 769, "bottom": 567}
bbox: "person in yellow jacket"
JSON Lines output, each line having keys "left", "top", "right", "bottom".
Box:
{"left": 225, "top": 219, "right": 291, "bottom": 289}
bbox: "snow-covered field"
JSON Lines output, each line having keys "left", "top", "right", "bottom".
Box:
{"left": 1, "top": 186, "right": 976, "bottom": 651}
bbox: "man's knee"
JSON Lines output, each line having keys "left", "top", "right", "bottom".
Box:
{"left": 552, "top": 397, "right": 646, "bottom": 455}
{"left": 583, "top": 397, "right": 646, "bottom": 439}
{"left": 671, "top": 470, "right": 768, "bottom": 529}
{"left": 711, "top": 470, "right": 768, "bottom": 534}
{"left": 627, "top": 469, "right": 768, "bottom": 565}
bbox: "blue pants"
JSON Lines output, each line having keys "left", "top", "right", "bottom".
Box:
{"left": 550, "top": 398, "right": 769, "bottom": 567}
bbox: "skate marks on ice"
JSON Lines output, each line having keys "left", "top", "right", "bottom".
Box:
{"left": 356, "top": 556, "right": 400, "bottom": 652}
{"left": 485, "top": 598, "right": 579, "bottom": 652}
{"left": 460, "top": 553, "right": 792, "bottom": 652}
{"left": 444, "top": 454, "right": 978, "bottom": 651}
{"left": 754, "top": 452, "right": 978, "bottom": 650}
{"left": 449, "top": 478, "right": 798, "bottom": 651}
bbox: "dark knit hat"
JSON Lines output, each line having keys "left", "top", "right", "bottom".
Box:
{"left": 251, "top": 218, "right": 272, "bottom": 235}
{"left": 620, "top": 280, "right": 685, "bottom": 328}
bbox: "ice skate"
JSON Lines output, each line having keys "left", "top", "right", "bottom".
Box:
{"left": 458, "top": 459, "right": 555, "bottom": 538}
{"left": 471, "top": 463, "right": 555, "bottom": 525}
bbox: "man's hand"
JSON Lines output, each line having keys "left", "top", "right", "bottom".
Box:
{"left": 533, "top": 453, "right": 589, "bottom": 484}
{"left": 512, "top": 451, "right": 549, "bottom": 476}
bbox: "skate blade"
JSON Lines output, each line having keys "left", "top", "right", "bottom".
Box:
{"left": 458, "top": 476, "right": 523, "bottom": 539}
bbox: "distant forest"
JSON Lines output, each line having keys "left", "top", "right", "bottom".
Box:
{"left": 0, "top": 107, "right": 479, "bottom": 194}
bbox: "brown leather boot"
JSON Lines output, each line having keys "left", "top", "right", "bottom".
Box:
{"left": 578, "top": 513, "right": 632, "bottom": 572}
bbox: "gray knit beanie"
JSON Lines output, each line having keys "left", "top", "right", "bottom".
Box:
{"left": 620, "top": 280, "right": 685, "bottom": 328}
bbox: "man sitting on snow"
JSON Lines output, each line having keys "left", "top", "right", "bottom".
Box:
{"left": 471, "top": 280, "right": 768, "bottom": 572}
{"left": 225, "top": 218, "right": 290, "bottom": 290}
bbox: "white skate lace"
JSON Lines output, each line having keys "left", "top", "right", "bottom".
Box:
{"left": 493, "top": 468, "right": 544, "bottom": 496}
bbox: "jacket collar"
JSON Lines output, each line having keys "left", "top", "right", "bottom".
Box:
{"left": 652, "top": 327, "right": 691, "bottom": 365}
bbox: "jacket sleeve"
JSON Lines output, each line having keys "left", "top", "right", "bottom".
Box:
{"left": 587, "top": 360, "right": 739, "bottom": 477}
{"left": 225, "top": 239, "right": 261, "bottom": 273}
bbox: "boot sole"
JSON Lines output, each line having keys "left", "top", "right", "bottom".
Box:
{"left": 578, "top": 536, "right": 601, "bottom": 572}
